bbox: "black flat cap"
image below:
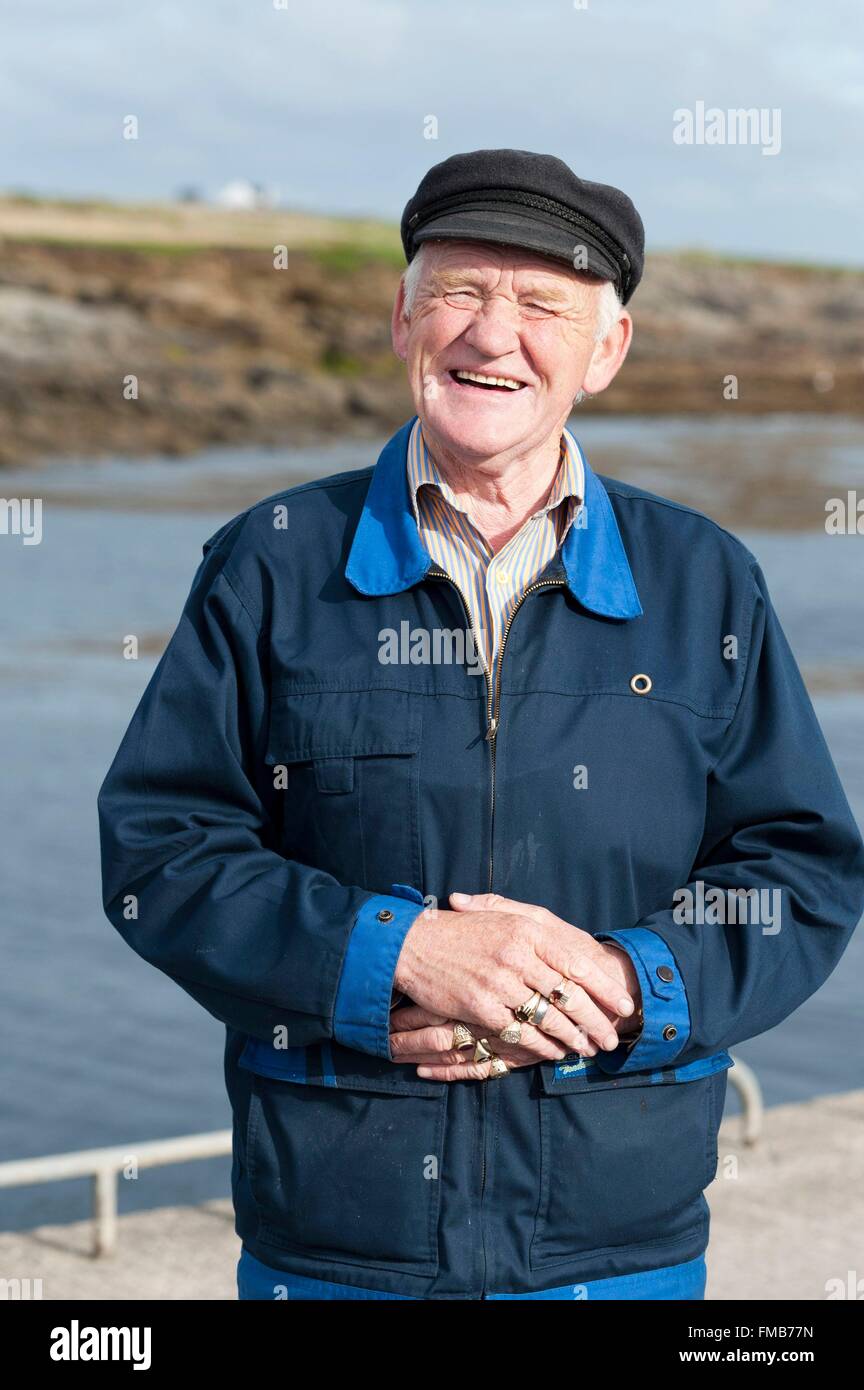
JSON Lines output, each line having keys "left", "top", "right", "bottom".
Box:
{"left": 401, "top": 148, "right": 644, "bottom": 304}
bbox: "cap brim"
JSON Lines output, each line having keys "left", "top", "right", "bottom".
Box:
{"left": 411, "top": 207, "right": 620, "bottom": 288}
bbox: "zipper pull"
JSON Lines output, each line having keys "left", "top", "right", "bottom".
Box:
{"left": 485, "top": 716, "right": 498, "bottom": 741}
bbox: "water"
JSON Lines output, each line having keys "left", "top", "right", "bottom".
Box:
{"left": 2, "top": 418, "right": 862, "bottom": 1232}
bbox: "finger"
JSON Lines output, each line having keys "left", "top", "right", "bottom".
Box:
{"left": 504, "top": 974, "right": 613, "bottom": 1051}
{"left": 448, "top": 891, "right": 547, "bottom": 925}
{"left": 396, "top": 1050, "right": 471, "bottom": 1066}
{"left": 494, "top": 1017, "right": 602, "bottom": 1056}
{"left": 521, "top": 1025, "right": 596, "bottom": 1060}
{"left": 535, "top": 947, "right": 637, "bottom": 1021}
{"left": 393, "top": 1024, "right": 571, "bottom": 1066}
{"left": 389, "top": 1023, "right": 460, "bottom": 1056}
{"left": 416, "top": 1057, "right": 522, "bottom": 1083}
{"left": 494, "top": 1026, "right": 581, "bottom": 1062}
{"left": 416, "top": 1060, "right": 489, "bottom": 1082}
{"left": 535, "top": 999, "right": 617, "bottom": 1051}
{"left": 388, "top": 1004, "right": 451, "bottom": 1031}
{"left": 448, "top": 986, "right": 608, "bottom": 1053}
{"left": 415, "top": 1033, "right": 587, "bottom": 1076}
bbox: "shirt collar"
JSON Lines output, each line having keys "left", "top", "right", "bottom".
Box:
{"left": 345, "top": 416, "right": 642, "bottom": 620}
{"left": 406, "top": 418, "right": 584, "bottom": 527}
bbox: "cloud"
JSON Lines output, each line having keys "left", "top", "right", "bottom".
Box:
{"left": 0, "top": 0, "right": 860, "bottom": 263}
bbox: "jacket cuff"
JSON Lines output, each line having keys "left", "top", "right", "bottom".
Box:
{"left": 332, "top": 884, "right": 426, "bottom": 1058}
{"left": 593, "top": 927, "right": 691, "bottom": 1073}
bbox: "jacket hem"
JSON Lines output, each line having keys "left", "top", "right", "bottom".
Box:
{"left": 527, "top": 1213, "right": 710, "bottom": 1283}
{"left": 240, "top": 1225, "right": 440, "bottom": 1298}
{"left": 237, "top": 1214, "right": 710, "bottom": 1300}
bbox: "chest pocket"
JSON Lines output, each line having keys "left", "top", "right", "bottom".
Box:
{"left": 531, "top": 1052, "right": 733, "bottom": 1269}
{"left": 265, "top": 687, "right": 423, "bottom": 895}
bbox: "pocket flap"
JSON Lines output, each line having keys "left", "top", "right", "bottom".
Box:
{"left": 266, "top": 688, "right": 421, "bottom": 764}
{"left": 238, "top": 1035, "right": 445, "bottom": 1097}
{"left": 539, "top": 1049, "right": 734, "bottom": 1094}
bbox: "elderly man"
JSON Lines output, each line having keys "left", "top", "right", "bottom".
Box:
{"left": 98, "top": 149, "right": 864, "bottom": 1302}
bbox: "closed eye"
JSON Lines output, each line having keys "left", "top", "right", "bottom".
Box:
{"left": 520, "top": 301, "right": 558, "bottom": 318}
{"left": 443, "top": 289, "right": 482, "bottom": 309}
{"left": 440, "top": 289, "right": 563, "bottom": 318}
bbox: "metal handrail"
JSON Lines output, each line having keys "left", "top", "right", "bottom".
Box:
{"left": 727, "top": 1054, "right": 764, "bottom": 1145}
{"left": 0, "top": 1130, "right": 232, "bottom": 1256}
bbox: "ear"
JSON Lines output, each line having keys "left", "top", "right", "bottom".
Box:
{"left": 582, "top": 309, "right": 633, "bottom": 395}
{"left": 391, "top": 277, "right": 409, "bottom": 361}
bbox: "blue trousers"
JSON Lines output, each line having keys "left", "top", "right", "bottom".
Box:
{"left": 237, "top": 1247, "right": 707, "bottom": 1300}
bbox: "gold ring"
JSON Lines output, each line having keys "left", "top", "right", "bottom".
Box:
{"left": 515, "top": 990, "right": 544, "bottom": 1024}
{"left": 499, "top": 1020, "right": 522, "bottom": 1045}
{"left": 451, "top": 1022, "right": 475, "bottom": 1051}
{"left": 473, "top": 1038, "right": 493, "bottom": 1064}
{"left": 549, "top": 978, "right": 574, "bottom": 1008}
{"left": 487, "top": 1056, "right": 509, "bottom": 1079}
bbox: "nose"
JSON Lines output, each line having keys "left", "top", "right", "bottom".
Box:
{"left": 460, "top": 294, "right": 522, "bottom": 360}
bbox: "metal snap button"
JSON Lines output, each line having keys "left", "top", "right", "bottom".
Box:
{"left": 630, "top": 673, "right": 652, "bottom": 695}
{"left": 376, "top": 909, "right": 395, "bottom": 923}
{"left": 657, "top": 965, "right": 675, "bottom": 983}
{"left": 662, "top": 1024, "right": 678, "bottom": 1041}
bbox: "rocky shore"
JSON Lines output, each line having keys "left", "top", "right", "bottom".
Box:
{"left": 0, "top": 198, "right": 861, "bottom": 468}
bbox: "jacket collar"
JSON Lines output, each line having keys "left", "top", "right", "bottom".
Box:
{"left": 345, "top": 416, "right": 642, "bottom": 620}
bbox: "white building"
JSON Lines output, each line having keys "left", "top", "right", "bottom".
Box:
{"left": 214, "top": 180, "right": 277, "bottom": 211}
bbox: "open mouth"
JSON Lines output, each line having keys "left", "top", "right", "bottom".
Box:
{"left": 449, "top": 369, "right": 527, "bottom": 392}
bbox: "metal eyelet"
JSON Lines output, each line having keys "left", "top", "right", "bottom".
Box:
{"left": 630, "top": 673, "right": 652, "bottom": 695}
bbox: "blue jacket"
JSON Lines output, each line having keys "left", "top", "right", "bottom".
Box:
{"left": 98, "top": 418, "right": 864, "bottom": 1299}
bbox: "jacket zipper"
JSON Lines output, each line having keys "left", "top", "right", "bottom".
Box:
{"left": 427, "top": 567, "right": 565, "bottom": 1296}
{"left": 484, "top": 577, "right": 566, "bottom": 892}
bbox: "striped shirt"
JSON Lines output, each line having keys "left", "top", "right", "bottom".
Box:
{"left": 406, "top": 417, "right": 585, "bottom": 676}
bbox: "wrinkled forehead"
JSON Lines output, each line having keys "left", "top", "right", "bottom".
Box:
{"left": 419, "top": 238, "right": 599, "bottom": 291}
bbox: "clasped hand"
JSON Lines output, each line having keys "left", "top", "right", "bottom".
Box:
{"left": 389, "top": 892, "right": 641, "bottom": 1082}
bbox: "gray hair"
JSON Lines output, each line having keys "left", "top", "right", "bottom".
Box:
{"left": 401, "top": 241, "right": 623, "bottom": 344}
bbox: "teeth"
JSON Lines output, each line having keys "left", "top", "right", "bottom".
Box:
{"left": 453, "top": 370, "right": 523, "bottom": 390}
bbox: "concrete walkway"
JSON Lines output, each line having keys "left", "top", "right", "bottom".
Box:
{"left": 2, "top": 1089, "right": 861, "bottom": 1301}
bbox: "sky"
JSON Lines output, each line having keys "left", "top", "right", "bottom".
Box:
{"left": 2, "top": 0, "right": 862, "bottom": 264}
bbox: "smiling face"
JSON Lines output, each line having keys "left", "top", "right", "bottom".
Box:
{"left": 391, "top": 239, "right": 632, "bottom": 465}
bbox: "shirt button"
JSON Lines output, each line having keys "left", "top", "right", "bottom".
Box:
{"left": 376, "top": 909, "right": 395, "bottom": 923}
{"left": 657, "top": 965, "right": 675, "bottom": 983}
{"left": 496, "top": 571, "right": 510, "bottom": 585}
{"left": 662, "top": 1024, "right": 678, "bottom": 1041}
